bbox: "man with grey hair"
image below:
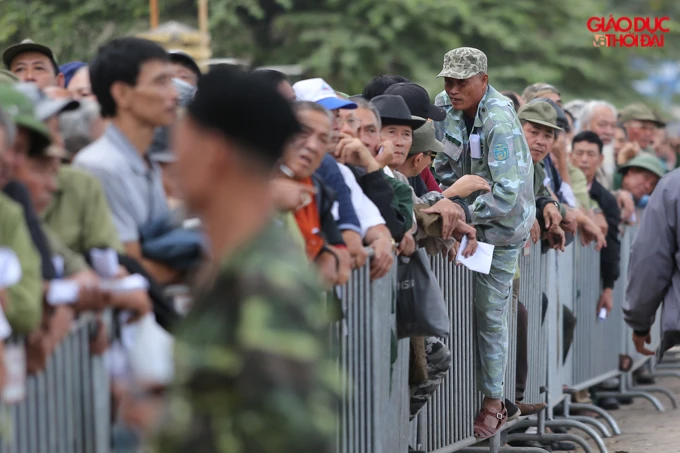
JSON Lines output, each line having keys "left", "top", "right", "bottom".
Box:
{"left": 578, "top": 100, "right": 618, "bottom": 189}
{"left": 58, "top": 99, "right": 106, "bottom": 159}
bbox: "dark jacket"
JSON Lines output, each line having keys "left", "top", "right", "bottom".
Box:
{"left": 315, "top": 154, "right": 361, "bottom": 234}
{"left": 624, "top": 169, "right": 680, "bottom": 359}
{"left": 312, "top": 173, "right": 345, "bottom": 249}
{"left": 589, "top": 178, "right": 620, "bottom": 289}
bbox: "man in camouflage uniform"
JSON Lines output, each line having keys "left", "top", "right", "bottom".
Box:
{"left": 153, "top": 67, "right": 337, "bottom": 453}
{"left": 433, "top": 47, "right": 535, "bottom": 438}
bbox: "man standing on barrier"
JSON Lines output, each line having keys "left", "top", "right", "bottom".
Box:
{"left": 433, "top": 47, "right": 535, "bottom": 439}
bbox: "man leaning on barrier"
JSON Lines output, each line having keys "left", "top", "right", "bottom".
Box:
{"left": 433, "top": 47, "right": 535, "bottom": 438}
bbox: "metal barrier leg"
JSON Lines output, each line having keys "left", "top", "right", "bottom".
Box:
{"left": 507, "top": 419, "right": 607, "bottom": 453}
{"left": 568, "top": 403, "right": 621, "bottom": 435}
{"left": 506, "top": 434, "right": 593, "bottom": 453}
{"left": 627, "top": 385, "right": 678, "bottom": 409}
{"left": 651, "top": 370, "right": 680, "bottom": 381}
{"left": 459, "top": 447, "right": 550, "bottom": 453}
{"left": 554, "top": 415, "right": 611, "bottom": 438}
{"left": 596, "top": 390, "right": 665, "bottom": 411}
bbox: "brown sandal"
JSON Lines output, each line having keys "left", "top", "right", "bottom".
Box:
{"left": 473, "top": 403, "right": 507, "bottom": 439}
{"left": 515, "top": 401, "right": 547, "bottom": 416}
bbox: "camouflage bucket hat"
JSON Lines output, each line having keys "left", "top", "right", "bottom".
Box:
{"left": 436, "top": 47, "right": 487, "bottom": 79}
{"left": 618, "top": 153, "right": 666, "bottom": 179}
{"left": 518, "top": 101, "right": 563, "bottom": 131}
{"left": 409, "top": 121, "right": 444, "bottom": 155}
{"left": 619, "top": 103, "right": 657, "bottom": 124}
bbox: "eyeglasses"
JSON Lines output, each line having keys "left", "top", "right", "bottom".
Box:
{"left": 422, "top": 151, "right": 438, "bottom": 159}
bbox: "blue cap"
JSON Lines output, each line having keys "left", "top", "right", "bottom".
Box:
{"left": 292, "top": 78, "right": 357, "bottom": 110}
{"left": 59, "top": 61, "right": 86, "bottom": 88}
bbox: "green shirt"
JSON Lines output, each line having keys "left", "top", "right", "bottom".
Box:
{"left": 154, "top": 222, "right": 338, "bottom": 453}
{"left": 568, "top": 164, "right": 599, "bottom": 211}
{"left": 42, "top": 165, "right": 123, "bottom": 255}
{"left": 42, "top": 224, "right": 88, "bottom": 277}
{"left": 0, "top": 193, "right": 42, "bottom": 334}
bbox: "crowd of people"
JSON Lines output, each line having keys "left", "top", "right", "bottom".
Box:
{"left": 0, "top": 34, "right": 676, "bottom": 453}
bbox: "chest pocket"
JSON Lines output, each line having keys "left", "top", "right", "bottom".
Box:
{"left": 443, "top": 134, "right": 464, "bottom": 162}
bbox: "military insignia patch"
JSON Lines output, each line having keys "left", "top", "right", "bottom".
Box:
{"left": 493, "top": 143, "right": 509, "bottom": 161}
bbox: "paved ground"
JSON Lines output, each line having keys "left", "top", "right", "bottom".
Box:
{"left": 558, "top": 374, "right": 680, "bottom": 453}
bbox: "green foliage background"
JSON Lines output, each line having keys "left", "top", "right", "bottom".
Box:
{"left": 1, "top": 0, "right": 678, "bottom": 107}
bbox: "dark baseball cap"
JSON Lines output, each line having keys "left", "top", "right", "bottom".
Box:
{"left": 3, "top": 39, "right": 59, "bottom": 74}
{"left": 168, "top": 51, "right": 202, "bottom": 79}
{"left": 384, "top": 82, "right": 446, "bottom": 121}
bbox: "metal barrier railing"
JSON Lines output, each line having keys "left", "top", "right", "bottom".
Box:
{"left": 0, "top": 312, "right": 110, "bottom": 453}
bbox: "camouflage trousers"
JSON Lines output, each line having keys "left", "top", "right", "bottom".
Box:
{"left": 410, "top": 337, "right": 452, "bottom": 419}
{"left": 475, "top": 245, "right": 522, "bottom": 399}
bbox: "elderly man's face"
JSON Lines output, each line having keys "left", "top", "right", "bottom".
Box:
{"left": 170, "top": 63, "right": 198, "bottom": 87}
{"left": 355, "top": 107, "right": 381, "bottom": 154}
{"left": 68, "top": 67, "right": 96, "bottom": 101}
{"left": 625, "top": 120, "right": 656, "bottom": 149}
{"left": 589, "top": 106, "right": 616, "bottom": 145}
{"left": 571, "top": 140, "right": 602, "bottom": 183}
{"left": 622, "top": 167, "right": 659, "bottom": 199}
{"left": 10, "top": 52, "right": 61, "bottom": 89}
{"left": 17, "top": 155, "right": 59, "bottom": 213}
{"left": 337, "top": 107, "right": 360, "bottom": 138}
{"left": 381, "top": 124, "right": 413, "bottom": 167}
{"left": 282, "top": 109, "right": 331, "bottom": 180}
{"left": 444, "top": 74, "right": 488, "bottom": 114}
{"left": 613, "top": 127, "right": 627, "bottom": 156}
{"left": 522, "top": 121, "right": 555, "bottom": 163}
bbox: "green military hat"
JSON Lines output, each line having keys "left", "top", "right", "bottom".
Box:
{"left": 618, "top": 153, "right": 665, "bottom": 179}
{"left": 0, "top": 69, "right": 18, "bottom": 85}
{"left": 3, "top": 39, "right": 59, "bottom": 74}
{"left": 517, "top": 100, "right": 563, "bottom": 131}
{"left": 409, "top": 121, "right": 444, "bottom": 155}
{"left": 619, "top": 103, "right": 657, "bottom": 124}
{"left": 0, "top": 84, "right": 51, "bottom": 152}
{"left": 436, "top": 47, "right": 487, "bottom": 79}
{"left": 521, "top": 82, "right": 560, "bottom": 102}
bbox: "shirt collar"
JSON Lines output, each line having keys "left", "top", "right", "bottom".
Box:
{"left": 105, "top": 124, "right": 149, "bottom": 175}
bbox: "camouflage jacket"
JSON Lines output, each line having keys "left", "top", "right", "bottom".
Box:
{"left": 154, "top": 222, "right": 338, "bottom": 453}
{"left": 433, "top": 84, "right": 535, "bottom": 246}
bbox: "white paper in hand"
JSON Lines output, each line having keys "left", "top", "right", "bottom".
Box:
{"left": 98, "top": 274, "right": 149, "bottom": 294}
{"left": 90, "top": 248, "right": 120, "bottom": 278}
{"left": 456, "top": 236, "right": 495, "bottom": 275}
{"left": 129, "top": 313, "right": 174, "bottom": 385}
{"left": 598, "top": 307, "right": 608, "bottom": 320}
{"left": 46, "top": 280, "right": 80, "bottom": 306}
{"left": 0, "top": 248, "right": 21, "bottom": 288}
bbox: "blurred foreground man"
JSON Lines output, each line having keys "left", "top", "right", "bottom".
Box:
{"left": 433, "top": 47, "right": 535, "bottom": 438}
{"left": 154, "top": 67, "right": 337, "bottom": 453}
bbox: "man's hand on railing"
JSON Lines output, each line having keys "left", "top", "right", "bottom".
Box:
{"left": 89, "top": 317, "right": 109, "bottom": 356}
{"left": 420, "top": 198, "right": 464, "bottom": 240}
{"left": 560, "top": 209, "right": 578, "bottom": 235}
{"left": 578, "top": 216, "right": 607, "bottom": 251}
{"left": 317, "top": 245, "right": 352, "bottom": 287}
{"left": 594, "top": 212, "right": 608, "bottom": 236}
{"left": 26, "top": 331, "right": 51, "bottom": 375}
{"left": 542, "top": 203, "right": 563, "bottom": 232}
{"left": 632, "top": 332, "right": 655, "bottom": 356}
{"left": 343, "top": 230, "right": 369, "bottom": 269}
{"left": 596, "top": 288, "right": 613, "bottom": 317}
{"left": 368, "top": 235, "right": 394, "bottom": 280}
{"left": 616, "top": 190, "right": 636, "bottom": 224}
{"left": 397, "top": 232, "right": 417, "bottom": 257}
{"left": 545, "top": 225, "right": 566, "bottom": 252}
{"left": 530, "top": 220, "right": 541, "bottom": 244}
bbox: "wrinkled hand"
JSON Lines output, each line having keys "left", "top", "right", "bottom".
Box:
{"left": 579, "top": 217, "right": 607, "bottom": 251}
{"left": 74, "top": 283, "right": 111, "bottom": 312}
{"left": 560, "top": 209, "right": 578, "bottom": 234}
{"left": 89, "top": 317, "right": 109, "bottom": 356}
{"left": 270, "top": 178, "right": 316, "bottom": 212}
{"left": 617, "top": 190, "right": 635, "bottom": 223}
{"left": 369, "top": 235, "right": 394, "bottom": 280}
{"left": 337, "top": 134, "right": 381, "bottom": 172}
{"left": 26, "top": 331, "right": 51, "bottom": 375}
{"left": 543, "top": 203, "right": 563, "bottom": 231}
{"left": 452, "top": 220, "right": 477, "bottom": 258}
{"left": 597, "top": 288, "right": 613, "bottom": 316}
{"left": 443, "top": 175, "right": 490, "bottom": 199}
{"left": 375, "top": 141, "right": 396, "bottom": 168}
{"left": 447, "top": 243, "right": 459, "bottom": 263}
{"left": 116, "top": 290, "right": 153, "bottom": 324}
{"left": 397, "top": 232, "right": 416, "bottom": 257}
{"left": 632, "top": 332, "right": 655, "bottom": 356}
{"left": 421, "top": 198, "right": 464, "bottom": 239}
{"left": 530, "top": 220, "right": 541, "bottom": 244}
{"left": 546, "top": 225, "right": 566, "bottom": 252}
{"left": 334, "top": 246, "right": 352, "bottom": 285}
{"left": 617, "top": 142, "right": 640, "bottom": 166}
{"left": 46, "top": 306, "right": 75, "bottom": 351}
{"left": 593, "top": 212, "right": 608, "bottom": 236}
{"left": 343, "top": 230, "right": 368, "bottom": 269}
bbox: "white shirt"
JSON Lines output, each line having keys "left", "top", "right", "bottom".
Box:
{"left": 330, "top": 163, "right": 386, "bottom": 238}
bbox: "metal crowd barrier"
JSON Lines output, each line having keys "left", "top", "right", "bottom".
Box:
{"left": 0, "top": 312, "right": 110, "bottom": 453}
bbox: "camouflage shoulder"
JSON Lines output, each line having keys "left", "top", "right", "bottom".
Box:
{"left": 434, "top": 90, "right": 450, "bottom": 107}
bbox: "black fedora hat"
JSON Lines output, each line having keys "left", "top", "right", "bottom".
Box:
{"left": 384, "top": 82, "right": 446, "bottom": 121}
{"left": 371, "top": 95, "right": 426, "bottom": 130}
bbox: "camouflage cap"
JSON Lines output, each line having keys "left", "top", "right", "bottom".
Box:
{"left": 522, "top": 83, "right": 560, "bottom": 102}
{"left": 618, "top": 153, "right": 665, "bottom": 179}
{"left": 619, "top": 103, "right": 657, "bottom": 124}
{"left": 409, "top": 121, "right": 444, "bottom": 155}
{"left": 436, "top": 47, "right": 487, "bottom": 79}
{"left": 518, "top": 101, "right": 563, "bottom": 131}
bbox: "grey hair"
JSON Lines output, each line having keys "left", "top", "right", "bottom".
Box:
{"left": 292, "top": 100, "right": 333, "bottom": 123}
{"left": 0, "top": 106, "right": 17, "bottom": 150}
{"left": 59, "top": 99, "right": 101, "bottom": 155}
{"left": 577, "top": 100, "right": 618, "bottom": 133}
{"left": 353, "top": 98, "right": 382, "bottom": 130}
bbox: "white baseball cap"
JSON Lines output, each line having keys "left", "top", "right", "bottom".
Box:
{"left": 292, "top": 78, "right": 357, "bottom": 110}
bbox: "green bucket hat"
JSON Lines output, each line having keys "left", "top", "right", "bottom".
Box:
{"left": 618, "top": 153, "right": 666, "bottom": 179}
{"left": 517, "top": 100, "right": 563, "bottom": 131}
{"left": 619, "top": 103, "right": 657, "bottom": 124}
{"left": 409, "top": 121, "right": 444, "bottom": 155}
{"left": 0, "top": 84, "right": 51, "bottom": 152}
